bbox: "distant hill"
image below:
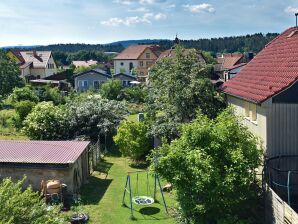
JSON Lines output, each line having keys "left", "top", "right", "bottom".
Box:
{"left": 1, "top": 32, "right": 279, "bottom": 54}
{"left": 108, "top": 39, "right": 167, "bottom": 48}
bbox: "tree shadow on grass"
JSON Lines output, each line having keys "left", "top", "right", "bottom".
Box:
{"left": 139, "top": 207, "right": 160, "bottom": 215}
{"left": 81, "top": 175, "right": 113, "bottom": 205}
{"left": 93, "top": 158, "right": 113, "bottom": 176}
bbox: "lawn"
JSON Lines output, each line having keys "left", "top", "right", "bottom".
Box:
{"left": 75, "top": 156, "right": 177, "bottom": 224}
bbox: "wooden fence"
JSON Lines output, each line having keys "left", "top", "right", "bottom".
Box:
{"left": 266, "top": 186, "right": 298, "bottom": 224}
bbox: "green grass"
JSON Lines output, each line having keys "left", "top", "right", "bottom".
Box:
{"left": 76, "top": 156, "right": 177, "bottom": 224}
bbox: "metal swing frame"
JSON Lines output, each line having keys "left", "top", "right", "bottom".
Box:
{"left": 122, "top": 170, "right": 168, "bottom": 219}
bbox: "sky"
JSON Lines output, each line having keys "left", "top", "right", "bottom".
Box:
{"left": 0, "top": 0, "right": 298, "bottom": 47}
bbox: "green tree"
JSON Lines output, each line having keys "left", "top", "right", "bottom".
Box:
{"left": 147, "top": 45, "right": 225, "bottom": 140}
{"left": 0, "top": 177, "right": 63, "bottom": 224}
{"left": 114, "top": 121, "right": 150, "bottom": 160}
{"left": 13, "top": 100, "right": 37, "bottom": 128}
{"left": 152, "top": 108, "right": 262, "bottom": 223}
{"left": 100, "top": 79, "right": 123, "bottom": 100}
{"left": 23, "top": 102, "right": 68, "bottom": 140}
{"left": 0, "top": 51, "right": 24, "bottom": 98}
{"left": 8, "top": 85, "right": 39, "bottom": 104}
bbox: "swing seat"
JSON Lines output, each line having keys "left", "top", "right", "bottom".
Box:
{"left": 132, "top": 196, "right": 154, "bottom": 205}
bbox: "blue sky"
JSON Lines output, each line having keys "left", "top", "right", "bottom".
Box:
{"left": 0, "top": 0, "right": 298, "bottom": 47}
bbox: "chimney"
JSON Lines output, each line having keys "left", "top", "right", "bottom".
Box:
{"left": 248, "top": 52, "right": 254, "bottom": 61}
{"left": 33, "top": 50, "right": 37, "bottom": 57}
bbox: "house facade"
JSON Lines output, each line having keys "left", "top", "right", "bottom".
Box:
{"left": 0, "top": 141, "right": 90, "bottom": 194}
{"left": 222, "top": 27, "right": 298, "bottom": 158}
{"left": 7, "top": 50, "right": 57, "bottom": 79}
{"left": 114, "top": 45, "right": 161, "bottom": 82}
{"left": 223, "top": 63, "right": 246, "bottom": 81}
{"left": 113, "top": 73, "right": 136, "bottom": 87}
{"left": 74, "top": 69, "right": 112, "bottom": 92}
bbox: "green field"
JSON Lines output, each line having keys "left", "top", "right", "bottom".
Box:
{"left": 75, "top": 156, "right": 177, "bottom": 224}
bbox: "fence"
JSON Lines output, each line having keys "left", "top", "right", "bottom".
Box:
{"left": 266, "top": 186, "right": 298, "bottom": 224}
{"left": 88, "top": 140, "right": 103, "bottom": 174}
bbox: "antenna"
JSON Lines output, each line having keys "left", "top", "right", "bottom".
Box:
{"left": 296, "top": 13, "right": 298, "bottom": 27}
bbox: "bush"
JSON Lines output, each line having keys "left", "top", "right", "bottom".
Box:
{"left": 39, "top": 85, "right": 65, "bottom": 105}
{"left": 14, "top": 100, "right": 36, "bottom": 121}
{"left": 100, "top": 79, "right": 123, "bottom": 100}
{"left": 152, "top": 108, "right": 262, "bottom": 223}
{"left": 120, "top": 86, "right": 147, "bottom": 103}
{"left": 114, "top": 121, "right": 151, "bottom": 161}
{"left": 9, "top": 86, "right": 39, "bottom": 104}
{"left": 0, "top": 109, "right": 16, "bottom": 128}
{"left": 22, "top": 102, "right": 68, "bottom": 140}
{"left": 0, "top": 177, "right": 63, "bottom": 224}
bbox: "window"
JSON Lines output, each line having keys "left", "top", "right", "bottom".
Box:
{"left": 47, "top": 64, "right": 54, "bottom": 69}
{"left": 93, "top": 80, "right": 100, "bottom": 89}
{"left": 244, "top": 101, "right": 257, "bottom": 122}
{"left": 140, "top": 72, "right": 144, "bottom": 76}
{"left": 146, "top": 53, "right": 150, "bottom": 59}
{"left": 120, "top": 62, "right": 124, "bottom": 66}
{"left": 122, "top": 80, "right": 128, "bottom": 86}
{"left": 139, "top": 61, "right": 143, "bottom": 67}
{"left": 78, "top": 80, "right": 88, "bottom": 88}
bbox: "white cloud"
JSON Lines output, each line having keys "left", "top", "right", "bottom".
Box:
{"left": 168, "top": 4, "right": 176, "bottom": 8}
{"left": 101, "top": 12, "right": 166, "bottom": 26}
{"left": 128, "top": 7, "right": 149, "bottom": 12}
{"left": 183, "top": 3, "right": 215, "bottom": 13}
{"left": 113, "top": 0, "right": 162, "bottom": 5}
{"left": 285, "top": 6, "right": 298, "bottom": 14}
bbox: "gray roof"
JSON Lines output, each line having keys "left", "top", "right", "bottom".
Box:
{"left": 20, "top": 51, "right": 52, "bottom": 68}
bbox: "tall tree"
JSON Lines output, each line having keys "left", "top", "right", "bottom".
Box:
{"left": 147, "top": 45, "right": 225, "bottom": 140}
{"left": 0, "top": 51, "right": 24, "bottom": 99}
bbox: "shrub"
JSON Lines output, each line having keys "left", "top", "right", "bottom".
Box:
{"left": 100, "top": 79, "right": 123, "bottom": 100}
{"left": 9, "top": 85, "right": 39, "bottom": 104}
{"left": 114, "top": 121, "right": 151, "bottom": 160}
{"left": 39, "top": 85, "right": 65, "bottom": 105}
{"left": 152, "top": 108, "right": 262, "bottom": 223}
{"left": 0, "top": 177, "right": 63, "bottom": 224}
{"left": 14, "top": 100, "right": 36, "bottom": 121}
{"left": 22, "top": 102, "right": 68, "bottom": 140}
{"left": 120, "top": 86, "right": 147, "bottom": 103}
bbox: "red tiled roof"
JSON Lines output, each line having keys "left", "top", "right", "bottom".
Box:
{"left": 217, "top": 53, "right": 243, "bottom": 71}
{"left": 0, "top": 141, "right": 90, "bottom": 164}
{"left": 223, "top": 27, "right": 298, "bottom": 103}
{"left": 114, "top": 45, "right": 159, "bottom": 60}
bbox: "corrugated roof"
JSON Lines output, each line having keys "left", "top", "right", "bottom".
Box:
{"left": 114, "top": 45, "right": 158, "bottom": 60}
{"left": 20, "top": 51, "right": 52, "bottom": 68}
{"left": 222, "top": 27, "right": 298, "bottom": 103}
{"left": 0, "top": 141, "right": 90, "bottom": 164}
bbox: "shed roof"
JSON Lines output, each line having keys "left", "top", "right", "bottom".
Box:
{"left": 222, "top": 27, "right": 298, "bottom": 104}
{"left": 0, "top": 141, "right": 90, "bottom": 164}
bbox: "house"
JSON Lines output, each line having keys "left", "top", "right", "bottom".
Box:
{"left": 72, "top": 60, "right": 98, "bottom": 68}
{"left": 157, "top": 48, "right": 206, "bottom": 64}
{"left": 7, "top": 50, "right": 57, "bottom": 79}
{"left": 223, "top": 63, "right": 247, "bottom": 81}
{"left": 113, "top": 45, "right": 162, "bottom": 83}
{"left": 0, "top": 140, "right": 90, "bottom": 193}
{"left": 215, "top": 53, "right": 244, "bottom": 79}
{"left": 74, "top": 68, "right": 112, "bottom": 92}
{"left": 222, "top": 27, "right": 298, "bottom": 158}
{"left": 113, "top": 73, "right": 136, "bottom": 87}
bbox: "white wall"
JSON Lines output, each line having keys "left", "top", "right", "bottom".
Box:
{"left": 114, "top": 60, "right": 138, "bottom": 75}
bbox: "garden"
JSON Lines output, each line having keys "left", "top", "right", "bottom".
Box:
{"left": 0, "top": 46, "right": 264, "bottom": 223}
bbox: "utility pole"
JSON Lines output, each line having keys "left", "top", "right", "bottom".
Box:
{"left": 296, "top": 13, "right": 298, "bottom": 27}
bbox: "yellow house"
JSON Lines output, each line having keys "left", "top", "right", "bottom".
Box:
{"left": 7, "top": 50, "right": 57, "bottom": 79}
{"left": 222, "top": 27, "right": 298, "bottom": 158}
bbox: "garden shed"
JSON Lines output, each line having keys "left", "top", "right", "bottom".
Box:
{"left": 0, "top": 140, "right": 90, "bottom": 194}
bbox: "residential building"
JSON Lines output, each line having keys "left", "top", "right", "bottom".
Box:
{"left": 113, "top": 73, "right": 136, "bottom": 87}
{"left": 222, "top": 27, "right": 298, "bottom": 158}
{"left": 72, "top": 60, "right": 98, "bottom": 68}
{"left": 0, "top": 141, "right": 90, "bottom": 193}
{"left": 113, "top": 45, "right": 161, "bottom": 82}
{"left": 74, "top": 68, "right": 111, "bottom": 92}
{"left": 7, "top": 50, "right": 57, "bottom": 79}
{"left": 223, "top": 63, "right": 246, "bottom": 81}
{"left": 157, "top": 48, "right": 206, "bottom": 64}
{"left": 215, "top": 53, "right": 244, "bottom": 79}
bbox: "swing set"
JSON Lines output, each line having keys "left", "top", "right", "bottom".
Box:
{"left": 122, "top": 170, "right": 168, "bottom": 219}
